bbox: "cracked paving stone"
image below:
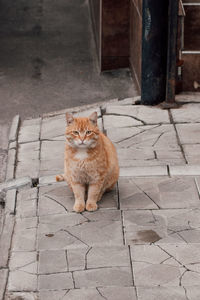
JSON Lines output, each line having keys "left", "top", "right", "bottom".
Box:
{"left": 39, "top": 290, "right": 68, "bottom": 300}
{"left": 42, "top": 287, "right": 137, "bottom": 300}
{"left": 73, "top": 266, "right": 133, "bottom": 288}
{"left": 38, "top": 184, "right": 73, "bottom": 215}
{"left": 159, "top": 244, "right": 200, "bottom": 269}
{"left": 123, "top": 210, "right": 167, "bottom": 245}
{"left": 12, "top": 217, "right": 37, "bottom": 251}
{"left": 67, "top": 247, "right": 88, "bottom": 271}
{"left": 9, "top": 251, "right": 37, "bottom": 273}
{"left": 106, "top": 124, "right": 184, "bottom": 166}
{"left": 37, "top": 217, "right": 123, "bottom": 250}
{"left": 105, "top": 105, "right": 170, "bottom": 124}
{"left": 123, "top": 209, "right": 200, "bottom": 245}
{"left": 8, "top": 270, "right": 37, "bottom": 292}
{"left": 38, "top": 183, "right": 118, "bottom": 214}
{"left": 39, "top": 250, "right": 68, "bottom": 274}
{"left": 119, "top": 178, "right": 159, "bottom": 209}
{"left": 121, "top": 177, "right": 200, "bottom": 209}
{"left": 185, "top": 286, "right": 200, "bottom": 300}
{"left": 38, "top": 213, "right": 88, "bottom": 233}
{"left": 136, "top": 287, "right": 188, "bottom": 300}
{"left": 103, "top": 114, "right": 143, "bottom": 128}
{"left": 132, "top": 261, "right": 182, "bottom": 286}
{"left": 38, "top": 272, "right": 74, "bottom": 290}
{"left": 107, "top": 124, "right": 179, "bottom": 149}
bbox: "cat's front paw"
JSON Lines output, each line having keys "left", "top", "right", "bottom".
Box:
{"left": 86, "top": 202, "right": 98, "bottom": 212}
{"left": 73, "top": 202, "right": 85, "bottom": 213}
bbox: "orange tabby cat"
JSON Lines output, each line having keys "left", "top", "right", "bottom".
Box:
{"left": 56, "top": 112, "right": 119, "bottom": 213}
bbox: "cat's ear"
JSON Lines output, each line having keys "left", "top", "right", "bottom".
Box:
{"left": 66, "top": 113, "right": 74, "bottom": 125}
{"left": 89, "top": 112, "right": 98, "bottom": 125}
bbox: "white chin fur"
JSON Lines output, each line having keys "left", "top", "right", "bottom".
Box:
{"left": 74, "top": 148, "right": 88, "bottom": 160}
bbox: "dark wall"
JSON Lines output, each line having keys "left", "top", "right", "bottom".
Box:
{"left": 129, "top": 0, "right": 143, "bottom": 91}
{"left": 101, "top": 0, "right": 129, "bottom": 70}
{"left": 181, "top": 1, "right": 200, "bottom": 91}
{"left": 89, "top": 0, "right": 130, "bottom": 71}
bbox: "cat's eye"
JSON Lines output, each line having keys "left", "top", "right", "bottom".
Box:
{"left": 73, "top": 131, "right": 79, "bottom": 135}
{"left": 86, "top": 130, "right": 92, "bottom": 135}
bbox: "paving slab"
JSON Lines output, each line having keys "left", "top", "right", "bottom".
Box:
{"left": 170, "top": 165, "right": 200, "bottom": 176}
{"left": 123, "top": 209, "right": 200, "bottom": 245}
{"left": 8, "top": 270, "right": 37, "bottom": 292}
{"left": 183, "top": 144, "right": 200, "bottom": 164}
{"left": 137, "top": 287, "right": 188, "bottom": 300}
{"left": 15, "top": 141, "right": 40, "bottom": 178}
{"left": 18, "top": 118, "right": 41, "bottom": 143}
{"left": 5, "top": 148, "right": 16, "bottom": 180}
{"left": 120, "top": 177, "right": 200, "bottom": 209}
{"left": 5, "top": 292, "right": 38, "bottom": 300}
{"left": 37, "top": 216, "right": 123, "bottom": 250}
{"left": 9, "top": 251, "right": 37, "bottom": 273}
{"left": 0, "top": 214, "right": 15, "bottom": 267}
{"left": 38, "top": 273, "right": 74, "bottom": 291}
{"left": 40, "top": 114, "right": 66, "bottom": 140}
{"left": 11, "top": 217, "right": 37, "bottom": 251}
{"left": 105, "top": 105, "right": 170, "bottom": 124}
{"left": 171, "top": 103, "right": 200, "bottom": 123}
{"left": 73, "top": 266, "right": 133, "bottom": 288}
{"left": 0, "top": 269, "right": 8, "bottom": 300}
{"left": 5, "top": 189, "right": 16, "bottom": 214}
{"left": 39, "top": 250, "right": 68, "bottom": 274}
{"left": 40, "top": 287, "right": 137, "bottom": 300}
{"left": 103, "top": 114, "right": 143, "bottom": 128}
{"left": 8, "top": 115, "right": 20, "bottom": 143}
{"left": 107, "top": 124, "right": 184, "bottom": 167}
{"left": 176, "top": 123, "right": 200, "bottom": 144}
{"left": 86, "top": 246, "right": 130, "bottom": 269}
{"left": 16, "top": 191, "right": 37, "bottom": 218}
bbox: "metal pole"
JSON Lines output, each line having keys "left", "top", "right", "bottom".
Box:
{"left": 164, "top": 0, "right": 179, "bottom": 107}
{"left": 141, "top": 0, "right": 169, "bottom": 105}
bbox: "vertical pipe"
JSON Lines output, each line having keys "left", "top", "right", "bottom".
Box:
{"left": 165, "top": 0, "right": 179, "bottom": 104}
{"left": 141, "top": 0, "right": 169, "bottom": 105}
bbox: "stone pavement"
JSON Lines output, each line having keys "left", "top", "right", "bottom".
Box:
{"left": 1, "top": 94, "right": 200, "bottom": 299}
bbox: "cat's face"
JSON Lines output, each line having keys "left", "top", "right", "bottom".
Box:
{"left": 65, "top": 112, "right": 99, "bottom": 149}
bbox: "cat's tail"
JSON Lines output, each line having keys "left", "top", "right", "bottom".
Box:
{"left": 56, "top": 174, "right": 65, "bottom": 182}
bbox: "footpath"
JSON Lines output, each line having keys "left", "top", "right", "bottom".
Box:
{"left": 1, "top": 93, "right": 200, "bottom": 300}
